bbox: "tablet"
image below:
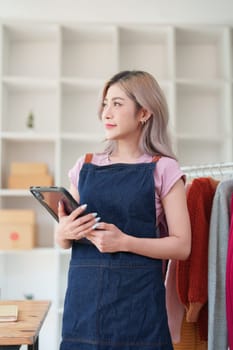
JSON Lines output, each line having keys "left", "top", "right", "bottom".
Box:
{"left": 30, "top": 186, "right": 79, "bottom": 222}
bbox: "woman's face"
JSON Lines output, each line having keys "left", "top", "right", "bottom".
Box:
{"left": 101, "top": 84, "right": 143, "bottom": 141}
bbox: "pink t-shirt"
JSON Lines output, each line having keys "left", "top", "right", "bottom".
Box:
{"left": 68, "top": 153, "right": 184, "bottom": 226}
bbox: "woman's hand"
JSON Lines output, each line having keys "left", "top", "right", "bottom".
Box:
{"left": 55, "top": 201, "right": 100, "bottom": 248}
{"left": 86, "top": 223, "right": 127, "bottom": 253}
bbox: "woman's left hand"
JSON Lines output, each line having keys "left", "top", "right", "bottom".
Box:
{"left": 85, "top": 222, "right": 127, "bottom": 253}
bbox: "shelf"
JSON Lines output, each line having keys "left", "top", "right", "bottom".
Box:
{"left": 0, "top": 189, "right": 30, "bottom": 196}
{"left": 60, "top": 81, "right": 104, "bottom": 135}
{"left": 177, "top": 138, "right": 229, "bottom": 166}
{"left": 1, "top": 79, "right": 58, "bottom": 133}
{"left": 60, "top": 132, "right": 103, "bottom": 142}
{"left": 61, "top": 25, "right": 117, "bottom": 79}
{"left": 175, "top": 26, "right": 225, "bottom": 80}
{"left": 119, "top": 25, "right": 172, "bottom": 79}
{"left": 2, "top": 23, "right": 59, "bottom": 78}
{"left": 176, "top": 82, "right": 226, "bottom": 139}
{"left": 0, "top": 131, "right": 59, "bottom": 141}
{"left": 1, "top": 21, "right": 233, "bottom": 350}
{"left": 0, "top": 247, "right": 56, "bottom": 255}
{"left": 2, "top": 76, "right": 58, "bottom": 88}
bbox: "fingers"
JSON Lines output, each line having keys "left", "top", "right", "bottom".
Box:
{"left": 58, "top": 202, "right": 88, "bottom": 221}
{"left": 92, "top": 222, "right": 108, "bottom": 230}
{"left": 58, "top": 200, "right": 66, "bottom": 218}
{"left": 68, "top": 213, "right": 101, "bottom": 240}
{"left": 69, "top": 203, "right": 88, "bottom": 221}
{"left": 77, "top": 215, "right": 101, "bottom": 235}
{"left": 57, "top": 201, "right": 103, "bottom": 241}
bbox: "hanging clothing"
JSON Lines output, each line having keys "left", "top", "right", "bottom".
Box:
{"left": 165, "top": 182, "right": 193, "bottom": 344}
{"left": 226, "top": 194, "right": 233, "bottom": 350}
{"left": 173, "top": 314, "right": 207, "bottom": 350}
{"left": 208, "top": 179, "right": 233, "bottom": 350}
{"left": 60, "top": 153, "right": 182, "bottom": 350}
{"left": 165, "top": 259, "right": 185, "bottom": 343}
{"left": 176, "top": 177, "right": 218, "bottom": 344}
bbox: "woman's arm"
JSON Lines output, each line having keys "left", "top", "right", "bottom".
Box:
{"left": 86, "top": 179, "right": 191, "bottom": 260}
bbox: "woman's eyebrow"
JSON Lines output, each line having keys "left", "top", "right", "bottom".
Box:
{"left": 112, "top": 97, "right": 125, "bottom": 100}
{"left": 103, "top": 97, "right": 125, "bottom": 102}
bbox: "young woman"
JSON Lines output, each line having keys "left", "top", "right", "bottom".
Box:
{"left": 56, "top": 70, "right": 191, "bottom": 350}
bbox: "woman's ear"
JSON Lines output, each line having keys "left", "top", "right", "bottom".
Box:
{"left": 139, "top": 108, "right": 152, "bottom": 124}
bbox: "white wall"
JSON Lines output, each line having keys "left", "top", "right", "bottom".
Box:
{"left": 0, "top": 0, "right": 233, "bottom": 24}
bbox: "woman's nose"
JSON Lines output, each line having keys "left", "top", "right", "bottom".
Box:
{"left": 102, "top": 106, "right": 113, "bottom": 119}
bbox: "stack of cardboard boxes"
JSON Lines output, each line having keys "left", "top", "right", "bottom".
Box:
{"left": 0, "top": 210, "right": 36, "bottom": 250}
{"left": 0, "top": 162, "right": 53, "bottom": 250}
{"left": 8, "top": 162, "right": 53, "bottom": 189}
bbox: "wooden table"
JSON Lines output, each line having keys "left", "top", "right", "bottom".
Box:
{"left": 0, "top": 300, "right": 51, "bottom": 350}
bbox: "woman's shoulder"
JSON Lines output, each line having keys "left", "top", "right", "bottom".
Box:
{"left": 156, "top": 156, "right": 184, "bottom": 181}
{"left": 157, "top": 156, "right": 182, "bottom": 171}
{"left": 155, "top": 156, "right": 185, "bottom": 197}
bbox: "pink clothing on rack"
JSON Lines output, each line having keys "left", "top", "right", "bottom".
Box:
{"left": 226, "top": 194, "right": 233, "bottom": 350}
{"left": 165, "top": 259, "right": 185, "bottom": 343}
{"left": 165, "top": 182, "right": 192, "bottom": 344}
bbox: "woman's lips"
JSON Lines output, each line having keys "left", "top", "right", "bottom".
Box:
{"left": 105, "top": 123, "right": 116, "bottom": 129}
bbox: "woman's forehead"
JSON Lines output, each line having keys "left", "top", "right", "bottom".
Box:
{"left": 105, "top": 84, "right": 128, "bottom": 99}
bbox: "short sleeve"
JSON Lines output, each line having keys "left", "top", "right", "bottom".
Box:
{"left": 155, "top": 157, "right": 185, "bottom": 199}
{"left": 68, "top": 155, "right": 85, "bottom": 188}
{"left": 155, "top": 157, "right": 185, "bottom": 223}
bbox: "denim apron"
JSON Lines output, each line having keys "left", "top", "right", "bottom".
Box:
{"left": 60, "top": 155, "right": 173, "bottom": 350}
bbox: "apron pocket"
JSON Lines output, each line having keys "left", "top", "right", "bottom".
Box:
{"left": 98, "top": 265, "right": 169, "bottom": 346}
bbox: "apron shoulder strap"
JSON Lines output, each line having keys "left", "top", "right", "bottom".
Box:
{"left": 152, "top": 155, "right": 161, "bottom": 163}
{"left": 84, "top": 153, "right": 93, "bottom": 163}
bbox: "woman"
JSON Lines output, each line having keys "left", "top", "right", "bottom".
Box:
{"left": 57, "top": 70, "right": 191, "bottom": 350}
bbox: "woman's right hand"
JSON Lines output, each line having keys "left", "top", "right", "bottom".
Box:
{"left": 55, "top": 201, "right": 100, "bottom": 249}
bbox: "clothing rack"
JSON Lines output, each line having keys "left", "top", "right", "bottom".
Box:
{"left": 181, "top": 162, "right": 233, "bottom": 180}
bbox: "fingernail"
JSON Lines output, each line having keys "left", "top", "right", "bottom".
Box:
{"left": 80, "top": 204, "right": 87, "bottom": 209}
{"left": 95, "top": 217, "right": 101, "bottom": 222}
{"left": 92, "top": 222, "right": 100, "bottom": 230}
{"left": 92, "top": 212, "right": 98, "bottom": 217}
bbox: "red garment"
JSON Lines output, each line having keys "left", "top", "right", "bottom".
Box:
{"left": 226, "top": 194, "right": 233, "bottom": 349}
{"left": 176, "top": 177, "right": 218, "bottom": 341}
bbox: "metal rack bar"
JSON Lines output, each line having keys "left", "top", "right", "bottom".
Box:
{"left": 181, "top": 162, "right": 233, "bottom": 179}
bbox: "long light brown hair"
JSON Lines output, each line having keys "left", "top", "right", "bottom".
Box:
{"left": 98, "top": 70, "right": 176, "bottom": 159}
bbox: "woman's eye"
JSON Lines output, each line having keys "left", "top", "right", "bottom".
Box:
{"left": 114, "top": 102, "right": 122, "bottom": 107}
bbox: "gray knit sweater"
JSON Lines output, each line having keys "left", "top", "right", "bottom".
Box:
{"left": 208, "top": 179, "right": 233, "bottom": 350}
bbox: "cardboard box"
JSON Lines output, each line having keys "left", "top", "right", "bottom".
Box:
{"left": 7, "top": 162, "right": 54, "bottom": 189}
{"left": 0, "top": 210, "right": 36, "bottom": 250}
{"left": 8, "top": 174, "right": 53, "bottom": 189}
{"left": 10, "top": 162, "right": 48, "bottom": 175}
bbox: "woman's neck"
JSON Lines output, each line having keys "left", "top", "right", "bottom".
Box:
{"left": 109, "top": 146, "right": 144, "bottom": 163}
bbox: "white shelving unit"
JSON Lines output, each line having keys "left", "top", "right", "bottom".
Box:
{"left": 0, "top": 21, "right": 233, "bottom": 349}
